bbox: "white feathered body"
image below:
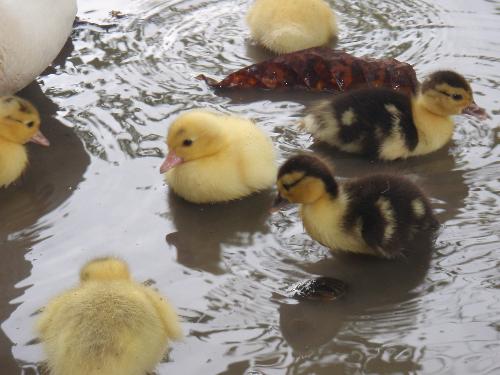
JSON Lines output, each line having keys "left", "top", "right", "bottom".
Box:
{"left": 0, "top": 0, "right": 77, "bottom": 94}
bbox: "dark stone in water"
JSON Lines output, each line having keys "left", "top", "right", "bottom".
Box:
{"left": 290, "top": 277, "right": 348, "bottom": 301}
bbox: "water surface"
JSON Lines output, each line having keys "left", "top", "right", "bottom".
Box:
{"left": 1, "top": 0, "right": 499, "bottom": 374}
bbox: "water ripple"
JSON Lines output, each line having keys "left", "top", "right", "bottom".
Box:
{"left": 1, "top": 0, "right": 499, "bottom": 374}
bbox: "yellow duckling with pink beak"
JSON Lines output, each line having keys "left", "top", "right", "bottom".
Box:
{"left": 0, "top": 96, "right": 49, "bottom": 188}
{"left": 160, "top": 109, "right": 277, "bottom": 203}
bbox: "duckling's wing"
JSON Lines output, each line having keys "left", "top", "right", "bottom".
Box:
{"left": 142, "top": 287, "right": 183, "bottom": 340}
{"left": 359, "top": 208, "right": 386, "bottom": 251}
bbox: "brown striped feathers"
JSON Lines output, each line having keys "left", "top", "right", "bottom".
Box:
{"left": 302, "top": 70, "right": 476, "bottom": 160}
{"left": 274, "top": 154, "right": 438, "bottom": 258}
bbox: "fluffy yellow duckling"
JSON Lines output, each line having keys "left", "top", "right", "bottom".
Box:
{"left": 0, "top": 96, "right": 49, "bottom": 188}
{"left": 160, "top": 109, "right": 277, "bottom": 203}
{"left": 246, "top": 0, "right": 337, "bottom": 54}
{"left": 37, "top": 257, "right": 182, "bottom": 375}
{"left": 273, "top": 154, "right": 438, "bottom": 259}
{"left": 303, "top": 70, "right": 477, "bottom": 160}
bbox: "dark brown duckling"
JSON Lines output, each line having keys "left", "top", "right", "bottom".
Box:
{"left": 273, "top": 154, "right": 439, "bottom": 259}
{"left": 302, "top": 70, "right": 478, "bottom": 160}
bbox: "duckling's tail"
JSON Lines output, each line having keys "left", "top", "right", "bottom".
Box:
{"left": 261, "top": 25, "right": 317, "bottom": 54}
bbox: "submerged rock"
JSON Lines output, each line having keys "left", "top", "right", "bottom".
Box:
{"left": 290, "top": 277, "right": 348, "bottom": 301}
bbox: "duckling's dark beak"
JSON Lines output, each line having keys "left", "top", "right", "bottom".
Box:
{"left": 270, "top": 194, "right": 290, "bottom": 213}
{"left": 160, "top": 150, "right": 183, "bottom": 174}
{"left": 29, "top": 130, "right": 50, "bottom": 147}
{"left": 462, "top": 101, "right": 489, "bottom": 120}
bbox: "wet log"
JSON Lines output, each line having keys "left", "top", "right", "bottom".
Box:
{"left": 196, "top": 47, "right": 419, "bottom": 96}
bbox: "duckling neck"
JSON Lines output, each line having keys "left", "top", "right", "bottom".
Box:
{"left": 411, "top": 96, "right": 454, "bottom": 156}
{"left": 300, "top": 188, "right": 347, "bottom": 244}
{"left": 301, "top": 190, "right": 337, "bottom": 211}
{"left": 0, "top": 137, "right": 28, "bottom": 187}
{"left": 414, "top": 93, "right": 451, "bottom": 118}
{"left": 0, "top": 135, "right": 21, "bottom": 147}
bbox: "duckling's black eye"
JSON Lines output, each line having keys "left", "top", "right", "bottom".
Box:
{"left": 281, "top": 175, "right": 306, "bottom": 191}
{"left": 182, "top": 139, "right": 193, "bottom": 147}
{"left": 451, "top": 94, "right": 463, "bottom": 101}
{"left": 26, "top": 121, "right": 34, "bottom": 128}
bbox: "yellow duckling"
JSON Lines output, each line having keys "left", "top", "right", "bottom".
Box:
{"left": 37, "top": 257, "right": 182, "bottom": 375}
{"left": 160, "top": 109, "right": 277, "bottom": 203}
{"left": 246, "top": 0, "right": 337, "bottom": 54}
{"left": 273, "top": 154, "right": 439, "bottom": 259}
{"left": 303, "top": 70, "right": 477, "bottom": 160}
{"left": 0, "top": 96, "right": 49, "bottom": 188}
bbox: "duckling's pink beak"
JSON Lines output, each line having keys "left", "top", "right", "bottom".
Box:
{"left": 462, "top": 101, "right": 489, "bottom": 120}
{"left": 160, "top": 150, "right": 183, "bottom": 174}
{"left": 29, "top": 130, "right": 50, "bottom": 147}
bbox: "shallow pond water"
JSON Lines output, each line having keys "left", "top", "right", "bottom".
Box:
{"left": 1, "top": 0, "right": 499, "bottom": 374}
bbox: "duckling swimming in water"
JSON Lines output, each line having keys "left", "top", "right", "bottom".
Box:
{"left": 246, "top": 0, "right": 337, "bottom": 54}
{"left": 273, "top": 154, "right": 438, "bottom": 259}
{"left": 160, "top": 109, "right": 277, "bottom": 203}
{"left": 37, "top": 257, "right": 182, "bottom": 375}
{"left": 302, "top": 70, "right": 477, "bottom": 160}
{"left": 0, "top": 96, "right": 49, "bottom": 188}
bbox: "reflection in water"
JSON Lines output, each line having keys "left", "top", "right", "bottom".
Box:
{"left": 0, "top": 82, "right": 89, "bottom": 374}
{"left": 279, "top": 236, "right": 434, "bottom": 354}
{"left": 0, "top": 0, "right": 499, "bottom": 373}
{"left": 166, "top": 191, "right": 273, "bottom": 274}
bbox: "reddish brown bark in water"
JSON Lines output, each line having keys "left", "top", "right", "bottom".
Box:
{"left": 196, "top": 47, "right": 419, "bottom": 95}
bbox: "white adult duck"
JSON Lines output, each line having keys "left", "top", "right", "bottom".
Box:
{"left": 0, "top": 0, "right": 77, "bottom": 94}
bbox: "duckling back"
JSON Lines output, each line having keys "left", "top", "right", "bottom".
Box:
{"left": 247, "top": 0, "right": 337, "bottom": 54}
{"left": 303, "top": 87, "right": 419, "bottom": 160}
{"left": 37, "top": 259, "right": 182, "bottom": 375}
{"left": 302, "top": 174, "right": 438, "bottom": 258}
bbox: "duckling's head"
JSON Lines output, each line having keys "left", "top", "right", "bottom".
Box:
{"left": 419, "top": 71, "right": 474, "bottom": 116}
{"left": 274, "top": 154, "right": 338, "bottom": 207}
{"left": 160, "top": 110, "right": 228, "bottom": 173}
{"left": 80, "top": 257, "right": 131, "bottom": 283}
{"left": 0, "top": 96, "right": 49, "bottom": 146}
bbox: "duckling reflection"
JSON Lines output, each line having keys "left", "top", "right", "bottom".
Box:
{"left": 0, "top": 83, "right": 89, "bottom": 372}
{"left": 0, "top": 83, "right": 90, "bottom": 235}
{"left": 285, "top": 336, "right": 422, "bottom": 373}
{"left": 279, "top": 236, "right": 433, "bottom": 353}
{"left": 166, "top": 190, "right": 273, "bottom": 274}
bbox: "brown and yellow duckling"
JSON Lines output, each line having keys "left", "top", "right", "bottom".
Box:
{"left": 37, "top": 257, "right": 182, "bottom": 375}
{"left": 0, "top": 96, "right": 49, "bottom": 187}
{"left": 302, "top": 70, "right": 479, "bottom": 160}
{"left": 273, "top": 154, "right": 438, "bottom": 259}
